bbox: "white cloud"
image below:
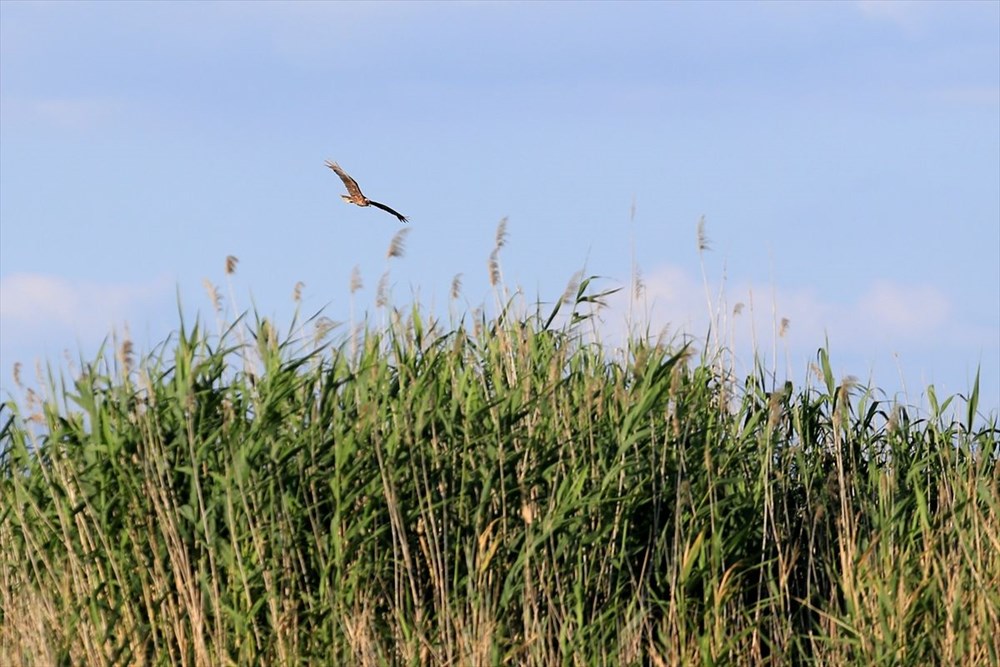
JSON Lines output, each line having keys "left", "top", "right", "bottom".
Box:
{"left": 857, "top": 281, "right": 951, "bottom": 335}
{"left": 0, "top": 272, "right": 171, "bottom": 339}
{"left": 600, "top": 263, "right": 998, "bottom": 410}
{"left": 855, "top": 0, "right": 930, "bottom": 32}
{"left": 605, "top": 262, "right": 977, "bottom": 357}
{"left": 928, "top": 86, "right": 1000, "bottom": 108}
{"left": 0, "top": 96, "right": 122, "bottom": 130}
{"left": 35, "top": 97, "right": 119, "bottom": 129}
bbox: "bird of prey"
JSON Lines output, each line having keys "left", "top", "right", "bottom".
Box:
{"left": 325, "top": 160, "right": 408, "bottom": 223}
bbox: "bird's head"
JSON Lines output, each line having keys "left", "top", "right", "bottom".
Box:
{"left": 340, "top": 194, "right": 352, "bottom": 203}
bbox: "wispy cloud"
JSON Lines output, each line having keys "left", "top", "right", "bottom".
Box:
{"left": 855, "top": 0, "right": 930, "bottom": 32}
{"left": 597, "top": 260, "right": 998, "bottom": 413}
{"left": 1, "top": 96, "right": 122, "bottom": 130}
{"left": 37, "top": 97, "right": 119, "bottom": 129}
{"left": 625, "top": 265, "right": 962, "bottom": 347}
{"left": 857, "top": 281, "right": 951, "bottom": 338}
{"left": 605, "top": 263, "right": 996, "bottom": 402}
{"left": 928, "top": 86, "right": 1000, "bottom": 108}
{"left": 0, "top": 273, "right": 171, "bottom": 340}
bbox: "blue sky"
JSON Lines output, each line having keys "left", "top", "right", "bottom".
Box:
{"left": 1, "top": 1, "right": 998, "bottom": 417}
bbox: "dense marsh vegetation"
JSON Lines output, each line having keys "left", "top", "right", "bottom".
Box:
{"left": 2, "top": 235, "right": 998, "bottom": 666}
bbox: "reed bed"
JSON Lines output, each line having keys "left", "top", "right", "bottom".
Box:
{"left": 1, "top": 263, "right": 998, "bottom": 666}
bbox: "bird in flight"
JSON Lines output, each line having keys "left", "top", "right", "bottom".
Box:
{"left": 325, "top": 160, "right": 408, "bottom": 223}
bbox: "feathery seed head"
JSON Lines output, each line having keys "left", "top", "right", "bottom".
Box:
{"left": 386, "top": 228, "right": 410, "bottom": 259}
{"left": 494, "top": 216, "right": 509, "bottom": 250}
{"left": 779, "top": 318, "right": 790, "bottom": 338}
{"left": 834, "top": 376, "right": 859, "bottom": 425}
{"left": 350, "top": 265, "right": 363, "bottom": 294}
{"left": 767, "top": 384, "right": 789, "bottom": 430}
{"left": 520, "top": 501, "right": 536, "bottom": 525}
{"left": 313, "top": 316, "right": 339, "bottom": 344}
{"left": 562, "top": 270, "right": 583, "bottom": 305}
{"left": 203, "top": 278, "right": 222, "bottom": 314}
{"left": 488, "top": 249, "right": 501, "bottom": 287}
{"left": 887, "top": 403, "right": 902, "bottom": 434}
{"left": 473, "top": 308, "right": 483, "bottom": 339}
{"left": 118, "top": 339, "right": 134, "bottom": 374}
{"left": 376, "top": 271, "right": 390, "bottom": 307}
{"left": 697, "top": 216, "right": 711, "bottom": 252}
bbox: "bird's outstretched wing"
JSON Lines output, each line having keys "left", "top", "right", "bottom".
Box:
{"left": 368, "top": 200, "right": 409, "bottom": 223}
{"left": 325, "top": 160, "right": 366, "bottom": 200}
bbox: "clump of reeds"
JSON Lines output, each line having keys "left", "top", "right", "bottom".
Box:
{"left": 1, "top": 237, "right": 997, "bottom": 667}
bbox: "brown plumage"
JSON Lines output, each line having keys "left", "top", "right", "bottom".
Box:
{"left": 325, "top": 160, "right": 408, "bottom": 223}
